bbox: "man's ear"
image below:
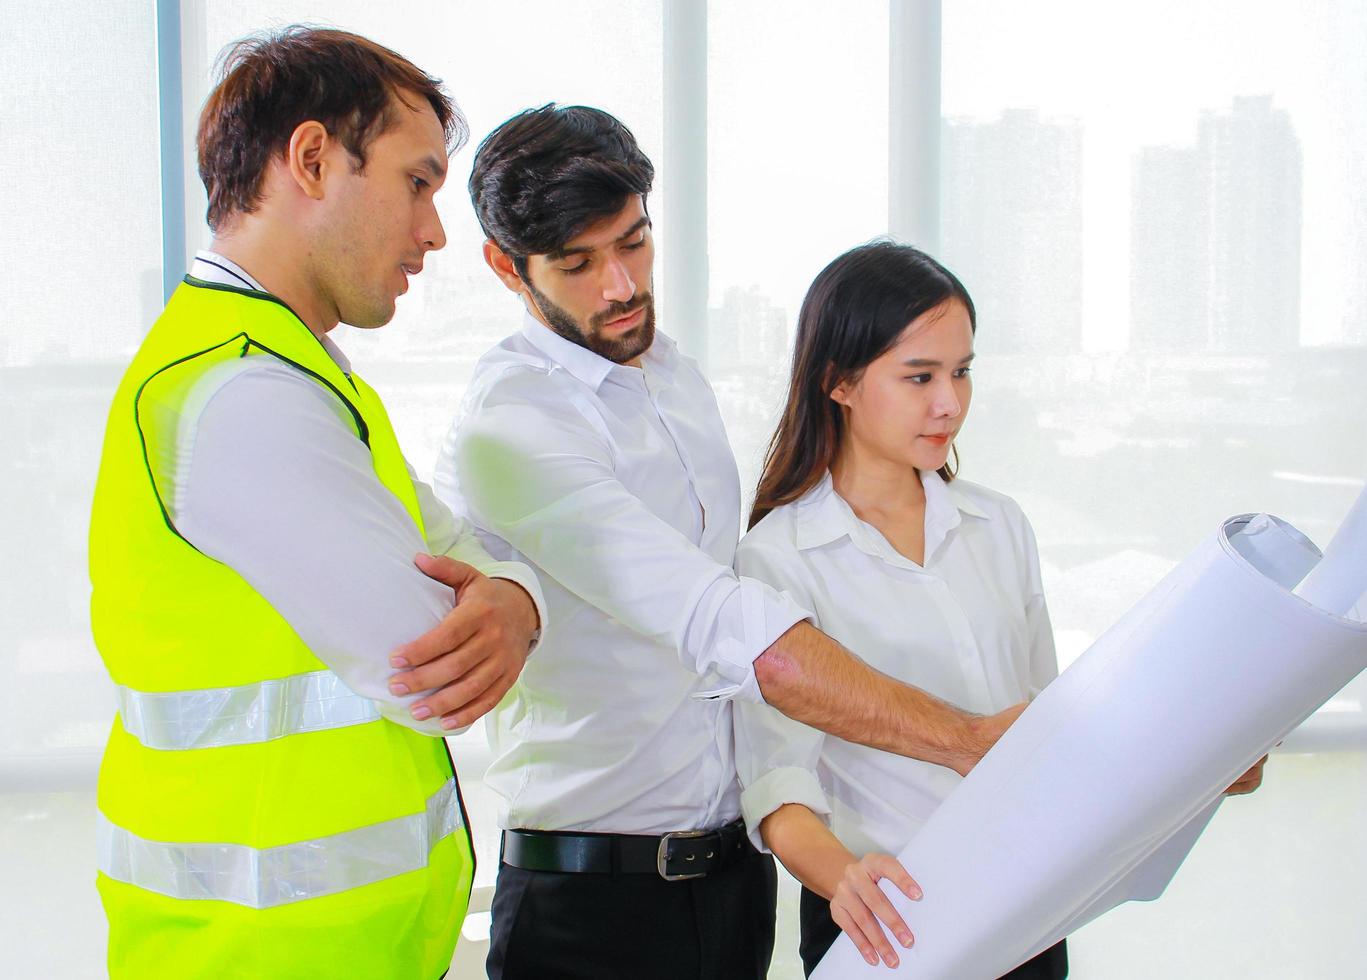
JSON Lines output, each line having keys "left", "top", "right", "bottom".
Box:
{"left": 483, "top": 240, "right": 528, "bottom": 294}
{"left": 285, "top": 120, "right": 332, "bottom": 201}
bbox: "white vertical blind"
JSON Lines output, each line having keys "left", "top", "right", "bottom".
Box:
{"left": 0, "top": 7, "right": 162, "bottom": 977}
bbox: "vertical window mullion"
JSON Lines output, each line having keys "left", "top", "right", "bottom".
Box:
{"left": 155, "top": 0, "right": 185, "bottom": 303}
{"left": 663, "top": 0, "right": 710, "bottom": 367}
{"left": 888, "top": 0, "right": 941, "bottom": 251}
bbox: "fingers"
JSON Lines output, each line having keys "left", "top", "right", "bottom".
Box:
{"left": 439, "top": 665, "right": 518, "bottom": 730}
{"left": 857, "top": 856, "right": 917, "bottom": 946}
{"left": 831, "top": 899, "right": 898, "bottom": 968}
{"left": 832, "top": 857, "right": 919, "bottom": 969}
{"left": 410, "top": 650, "right": 508, "bottom": 727}
{"left": 853, "top": 875, "right": 914, "bottom": 953}
{"left": 1224, "top": 756, "right": 1269, "bottom": 796}
{"left": 413, "top": 553, "right": 481, "bottom": 593}
{"left": 390, "top": 597, "right": 488, "bottom": 671}
{"left": 872, "top": 854, "right": 923, "bottom": 902}
{"left": 386, "top": 566, "right": 535, "bottom": 729}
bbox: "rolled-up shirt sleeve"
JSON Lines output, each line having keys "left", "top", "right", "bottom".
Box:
{"left": 732, "top": 536, "right": 831, "bottom": 850}
{"left": 451, "top": 368, "right": 808, "bottom": 703}
{"left": 174, "top": 359, "right": 543, "bottom": 735}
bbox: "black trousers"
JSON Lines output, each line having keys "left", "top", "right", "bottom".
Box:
{"left": 487, "top": 849, "right": 778, "bottom": 980}
{"left": 798, "top": 886, "right": 1069, "bottom": 979}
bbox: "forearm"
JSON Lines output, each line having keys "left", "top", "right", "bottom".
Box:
{"left": 760, "top": 803, "right": 857, "bottom": 901}
{"left": 755, "top": 621, "right": 990, "bottom": 774}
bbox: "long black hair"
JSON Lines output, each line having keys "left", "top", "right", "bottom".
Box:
{"left": 750, "top": 240, "right": 976, "bottom": 529}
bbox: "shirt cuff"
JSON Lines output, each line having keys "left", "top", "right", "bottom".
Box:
{"left": 687, "top": 578, "right": 811, "bottom": 705}
{"left": 740, "top": 765, "right": 832, "bottom": 853}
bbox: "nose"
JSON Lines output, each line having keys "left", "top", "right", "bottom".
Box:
{"left": 600, "top": 255, "right": 636, "bottom": 304}
{"left": 931, "top": 378, "right": 962, "bottom": 419}
{"left": 419, "top": 201, "right": 446, "bottom": 253}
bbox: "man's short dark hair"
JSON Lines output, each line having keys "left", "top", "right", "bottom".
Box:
{"left": 468, "top": 104, "right": 655, "bottom": 278}
{"left": 197, "top": 26, "right": 466, "bottom": 231}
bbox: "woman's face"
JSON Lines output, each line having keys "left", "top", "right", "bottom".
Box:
{"left": 830, "top": 298, "right": 975, "bottom": 474}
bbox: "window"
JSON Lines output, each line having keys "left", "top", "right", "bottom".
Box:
{"left": 0, "top": 6, "right": 161, "bottom": 976}
{"left": 3, "top": 6, "right": 1361, "bottom": 978}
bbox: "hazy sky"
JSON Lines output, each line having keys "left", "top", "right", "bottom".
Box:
{"left": 704, "top": 0, "right": 1367, "bottom": 349}
{"left": 177, "top": 2, "right": 1367, "bottom": 354}
{"left": 942, "top": 0, "right": 1367, "bottom": 349}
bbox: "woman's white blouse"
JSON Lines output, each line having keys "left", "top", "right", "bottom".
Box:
{"left": 733, "top": 470, "right": 1058, "bottom": 860}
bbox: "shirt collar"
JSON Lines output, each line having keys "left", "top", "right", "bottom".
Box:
{"left": 191, "top": 250, "right": 266, "bottom": 292}
{"left": 189, "top": 250, "right": 351, "bottom": 375}
{"left": 792, "top": 469, "right": 989, "bottom": 562}
{"left": 943, "top": 474, "right": 989, "bottom": 520}
{"left": 519, "top": 311, "right": 679, "bottom": 391}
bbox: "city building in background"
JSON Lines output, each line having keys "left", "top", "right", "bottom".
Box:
{"left": 1132, "top": 95, "right": 1302, "bottom": 353}
{"left": 942, "top": 108, "right": 1084, "bottom": 356}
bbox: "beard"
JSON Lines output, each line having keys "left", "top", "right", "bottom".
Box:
{"left": 526, "top": 282, "right": 656, "bottom": 364}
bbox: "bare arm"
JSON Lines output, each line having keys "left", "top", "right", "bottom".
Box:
{"left": 755, "top": 621, "right": 1025, "bottom": 774}
{"left": 761, "top": 803, "right": 922, "bottom": 969}
{"left": 762, "top": 802, "right": 861, "bottom": 901}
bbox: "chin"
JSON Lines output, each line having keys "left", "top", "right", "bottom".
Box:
{"left": 909, "top": 451, "right": 951, "bottom": 473}
{"left": 343, "top": 301, "right": 397, "bottom": 330}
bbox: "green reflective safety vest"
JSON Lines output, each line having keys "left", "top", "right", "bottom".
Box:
{"left": 89, "top": 279, "right": 474, "bottom": 979}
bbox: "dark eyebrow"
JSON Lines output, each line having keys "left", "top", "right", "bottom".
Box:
{"left": 550, "top": 217, "right": 651, "bottom": 260}
{"left": 902, "top": 352, "right": 976, "bottom": 368}
{"left": 422, "top": 155, "right": 447, "bottom": 180}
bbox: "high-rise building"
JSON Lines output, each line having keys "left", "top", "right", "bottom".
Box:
{"left": 1131, "top": 96, "right": 1302, "bottom": 352}
{"left": 1130, "top": 144, "right": 1205, "bottom": 351}
{"left": 941, "top": 109, "right": 1084, "bottom": 355}
{"left": 708, "top": 285, "right": 789, "bottom": 373}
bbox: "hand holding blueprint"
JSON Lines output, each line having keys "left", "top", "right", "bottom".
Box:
{"left": 815, "top": 493, "right": 1367, "bottom": 979}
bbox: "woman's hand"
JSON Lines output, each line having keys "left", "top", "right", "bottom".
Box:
{"left": 829, "top": 853, "right": 923, "bottom": 968}
{"left": 1224, "top": 755, "right": 1268, "bottom": 796}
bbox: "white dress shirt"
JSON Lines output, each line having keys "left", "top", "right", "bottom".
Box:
{"left": 434, "top": 315, "right": 809, "bottom": 834}
{"left": 164, "top": 252, "right": 547, "bottom": 737}
{"left": 733, "top": 470, "right": 1057, "bottom": 859}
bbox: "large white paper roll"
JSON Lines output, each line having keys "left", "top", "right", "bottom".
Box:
{"left": 814, "top": 512, "right": 1367, "bottom": 979}
{"left": 1295, "top": 487, "right": 1367, "bottom": 615}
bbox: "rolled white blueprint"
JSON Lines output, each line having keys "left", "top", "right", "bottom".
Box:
{"left": 814, "top": 513, "right": 1367, "bottom": 980}
{"left": 1294, "top": 486, "right": 1367, "bottom": 615}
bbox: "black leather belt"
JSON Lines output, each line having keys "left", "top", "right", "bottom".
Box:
{"left": 501, "top": 818, "right": 755, "bottom": 881}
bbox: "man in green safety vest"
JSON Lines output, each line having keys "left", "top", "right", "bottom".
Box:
{"left": 89, "top": 27, "right": 545, "bottom": 978}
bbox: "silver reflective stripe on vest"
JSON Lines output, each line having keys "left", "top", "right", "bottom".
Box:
{"left": 117, "top": 669, "right": 381, "bottom": 750}
{"left": 97, "top": 778, "right": 461, "bottom": 908}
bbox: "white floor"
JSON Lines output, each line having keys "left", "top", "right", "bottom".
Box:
{"left": 2, "top": 751, "right": 1362, "bottom": 979}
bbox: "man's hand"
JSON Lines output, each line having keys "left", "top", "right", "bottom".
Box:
{"left": 387, "top": 554, "right": 539, "bottom": 731}
{"left": 1224, "top": 755, "right": 1268, "bottom": 796}
{"left": 946, "top": 702, "right": 1028, "bottom": 777}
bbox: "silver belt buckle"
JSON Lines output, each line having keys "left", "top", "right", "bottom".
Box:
{"left": 657, "top": 829, "right": 711, "bottom": 881}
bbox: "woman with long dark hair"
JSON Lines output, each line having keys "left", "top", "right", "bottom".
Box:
{"left": 734, "top": 241, "right": 1068, "bottom": 978}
